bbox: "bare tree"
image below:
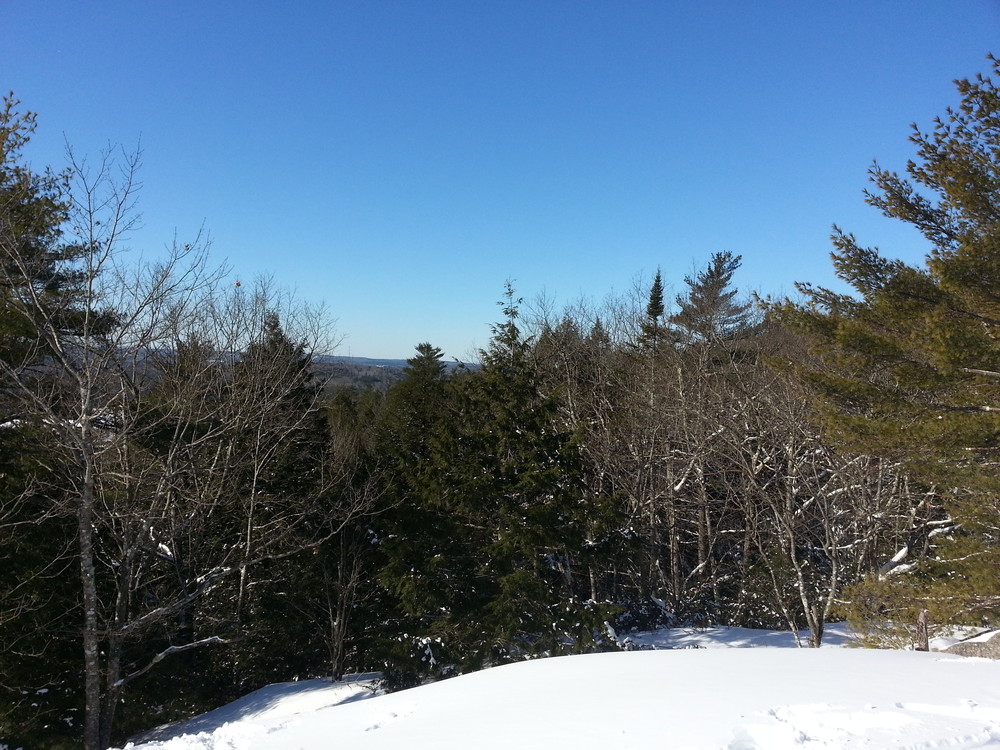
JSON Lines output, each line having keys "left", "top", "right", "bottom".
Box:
{"left": 0, "top": 145, "right": 362, "bottom": 749}
{"left": 526, "top": 286, "right": 922, "bottom": 643}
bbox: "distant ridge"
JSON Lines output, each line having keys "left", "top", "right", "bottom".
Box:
{"left": 314, "top": 355, "right": 408, "bottom": 369}
{"left": 314, "top": 355, "right": 473, "bottom": 370}
{"left": 311, "top": 355, "right": 473, "bottom": 393}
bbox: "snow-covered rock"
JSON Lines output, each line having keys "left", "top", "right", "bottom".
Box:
{"left": 947, "top": 630, "right": 1000, "bottom": 660}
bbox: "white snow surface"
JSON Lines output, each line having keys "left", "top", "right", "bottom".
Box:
{"left": 119, "top": 625, "right": 1000, "bottom": 750}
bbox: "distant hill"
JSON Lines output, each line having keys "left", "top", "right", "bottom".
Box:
{"left": 312, "top": 355, "right": 472, "bottom": 394}
{"left": 314, "top": 355, "right": 409, "bottom": 369}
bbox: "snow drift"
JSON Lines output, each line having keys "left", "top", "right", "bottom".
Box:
{"left": 120, "top": 626, "right": 1000, "bottom": 750}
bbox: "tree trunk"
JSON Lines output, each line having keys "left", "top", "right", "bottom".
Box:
{"left": 916, "top": 609, "right": 930, "bottom": 652}
{"left": 80, "top": 453, "right": 103, "bottom": 750}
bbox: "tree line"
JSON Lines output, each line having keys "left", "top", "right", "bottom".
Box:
{"left": 3, "top": 56, "right": 1000, "bottom": 750}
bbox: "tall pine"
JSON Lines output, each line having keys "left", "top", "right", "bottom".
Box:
{"left": 771, "top": 56, "right": 1000, "bottom": 629}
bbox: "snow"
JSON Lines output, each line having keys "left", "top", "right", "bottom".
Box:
{"left": 118, "top": 625, "right": 1000, "bottom": 750}
{"left": 619, "top": 622, "right": 858, "bottom": 649}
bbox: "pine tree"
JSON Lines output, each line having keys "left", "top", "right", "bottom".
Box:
{"left": 670, "top": 252, "right": 754, "bottom": 342}
{"left": 0, "top": 421, "right": 81, "bottom": 750}
{"left": 270, "top": 383, "right": 387, "bottom": 685}
{"left": 240, "top": 312, "right": 326, "bottom": 499}
{"left": 1, "top": 96, "right": 68, "bottom": 362}
{"left": 376, "top": 341, "right": 453, "bottom": 615}
{"left": 771, "top": 56, "right": 1000, "bottom": 628}
{"left": 379, "top": 342, "right": 449, "bottom": 473}
{"left": 206, "top": 311, "right": 335, "bottom": 690}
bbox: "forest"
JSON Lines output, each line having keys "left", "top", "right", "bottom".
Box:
{"left": 3, "top": 58, "right": 1000, "bottom": 750}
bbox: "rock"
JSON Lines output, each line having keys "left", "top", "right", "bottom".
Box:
{"left": 945, "top": 631, "right": 1000, "bottom": 659}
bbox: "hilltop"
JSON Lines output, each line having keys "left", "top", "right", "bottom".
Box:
{"left": 120, "top": 625, "right": 1000, "bottom": 749}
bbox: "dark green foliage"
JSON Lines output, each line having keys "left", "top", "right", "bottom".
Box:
{"left": 199, "top": 314, "right": 342, "bottom": 692}
{"left": 375, "top": 342, "right": 454, "bottom": 614}
{"left": 0, "top": 96, "right": 69, "bottom": 364}
{"left": 240, "top": 312, "right": 327, "bottom": 499}
{"left": 639, "top": 269, "right": 667, "bottom": 348}
{"left": 0, "top": 95, "right": 115, "bottom": 374}
{"left": 645, "top": 269, "right": 665, "bottom": 321}
{"left": 378, "top": 342, "right": 449, "bottom": 476}
{"left": 376, "top": 289, "right": 615, "bottom": 678}
{"left": 371, "top": 342, "right": 468, "bottom": 685}
{"left": 0, "top": 95, "right": 90, "bottom": 750}
{"left": 0, "top": 88, "right": 945, "bottom": 742}
{"left": 0, "top": 425, "right": 82, "bottom": 750}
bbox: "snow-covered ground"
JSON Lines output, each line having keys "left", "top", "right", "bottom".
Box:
{"left": 119, "top": 625, "right": 1000, "bottom": 750}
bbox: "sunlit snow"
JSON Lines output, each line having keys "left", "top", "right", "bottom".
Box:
{"left": 118, "top": 625, "right": 1000, "bottom": 750}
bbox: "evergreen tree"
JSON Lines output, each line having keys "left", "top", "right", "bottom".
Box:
{"left": 0, "top": 95, "right": 91, "bottom": 750}
{"left": 0, "top": 422, "right": 81, "bottom": 750}
{"left": 646, "top": 269, "right": 665, "bottom": 321}
{"left": 203, "top": 311, "right": 335, "bottom": 691}
{"left": 1, "top": 96, "right": 71, "bottom": 366}
{"left": 376, "top": 341, "right": 453, "bottom": 621}
{"left": 670, "top": 252, "right": 754, "bottom": 342}
{"left": 771, "top": 56, "right": 1000, "bottom": 629}
{"left": 374, "top": 343, "right": 466, "bottom": 683}
{"left": 379, "top": 287, "right": 610, "bottom": 678}
{"left": 249, "top": 383, "right": 387, "bottom": 686}
{"left": 240, "top": 312, "right": 327, "bottom": 499}
{"left": 379, "top": 342, "right": 449, "bottom": 474}
{"left": 638, "top": 269, "right": 666, "bottom": 348}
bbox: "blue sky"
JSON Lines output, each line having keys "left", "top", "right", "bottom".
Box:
{"left": 5, "top": 2, "right": 1000, "bottom": 360}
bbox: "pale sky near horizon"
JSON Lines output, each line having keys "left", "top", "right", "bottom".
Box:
{"left": 5, "top": 1, "right": 1000, "bottom": 360}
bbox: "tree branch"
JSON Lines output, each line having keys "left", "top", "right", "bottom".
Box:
{"left": 113, "top": 636, "right": 226, "bottom": 688}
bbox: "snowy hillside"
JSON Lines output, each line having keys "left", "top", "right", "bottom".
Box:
{"left": 119, "top": 626, "right": 1000, "bottom": 750}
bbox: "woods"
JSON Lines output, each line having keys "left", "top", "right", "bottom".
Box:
{"left": 3, "top": 55, "right": 1000, "bottom": 750}
{"left": 0, "top": 99, "right": 367, "bottom": 749}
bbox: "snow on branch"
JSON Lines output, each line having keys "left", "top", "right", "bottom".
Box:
{"left": 114, "top": 636, "right": 226, "bottom": 688}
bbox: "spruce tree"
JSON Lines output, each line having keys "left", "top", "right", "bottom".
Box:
{"left": 374, "top": 341, "right": 463, "bottom": 683}
{"left": 378, "top": 342, "right": 449, "bottom": 475}
{"left": 210, "top": 312, "right": 333, "bottom": 690}
{"left": 379, "top": 287, "right": 609, "bottom": 676}
{"left": 376, "top": 341, "right": 453, "bottom": 617}
{"left": 638, "top": 269, "right": 666, "bottom": 348}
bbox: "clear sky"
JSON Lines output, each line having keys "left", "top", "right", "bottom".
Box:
{"left": 5, "top": 1, "right": 999, "bottom": 360}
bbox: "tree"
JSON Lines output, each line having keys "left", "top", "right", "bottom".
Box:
{"left": 374, "top": 342, "right": 460, "bottom": 683}
{"left": 671, "top": 251, "right": 755, "bottom": 343}
{"left": 0, "top": 105, "right": 353, "bottom": 748}
{"left": 771, "top": 55, "right": 1000, "bottom": 633}
{"left": 378, "top": 342, "right": 449, "bottom": 475}
{"left": 638, "top": 269, "right": 667, "bottom": 348}
{"left": 524, "top": 283, "right": 919, "bottom": 642}
{"left": 190, "top": 310, "right": 332, "bottom": 693}
{"left": 0, "top": 94, "right": 83, "bottom": 368}
{"left": 0, "top": 95, "right": 89, "bottom": 750}
{"left": 378, "top": 287, "right": 612, "bottom": 677}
